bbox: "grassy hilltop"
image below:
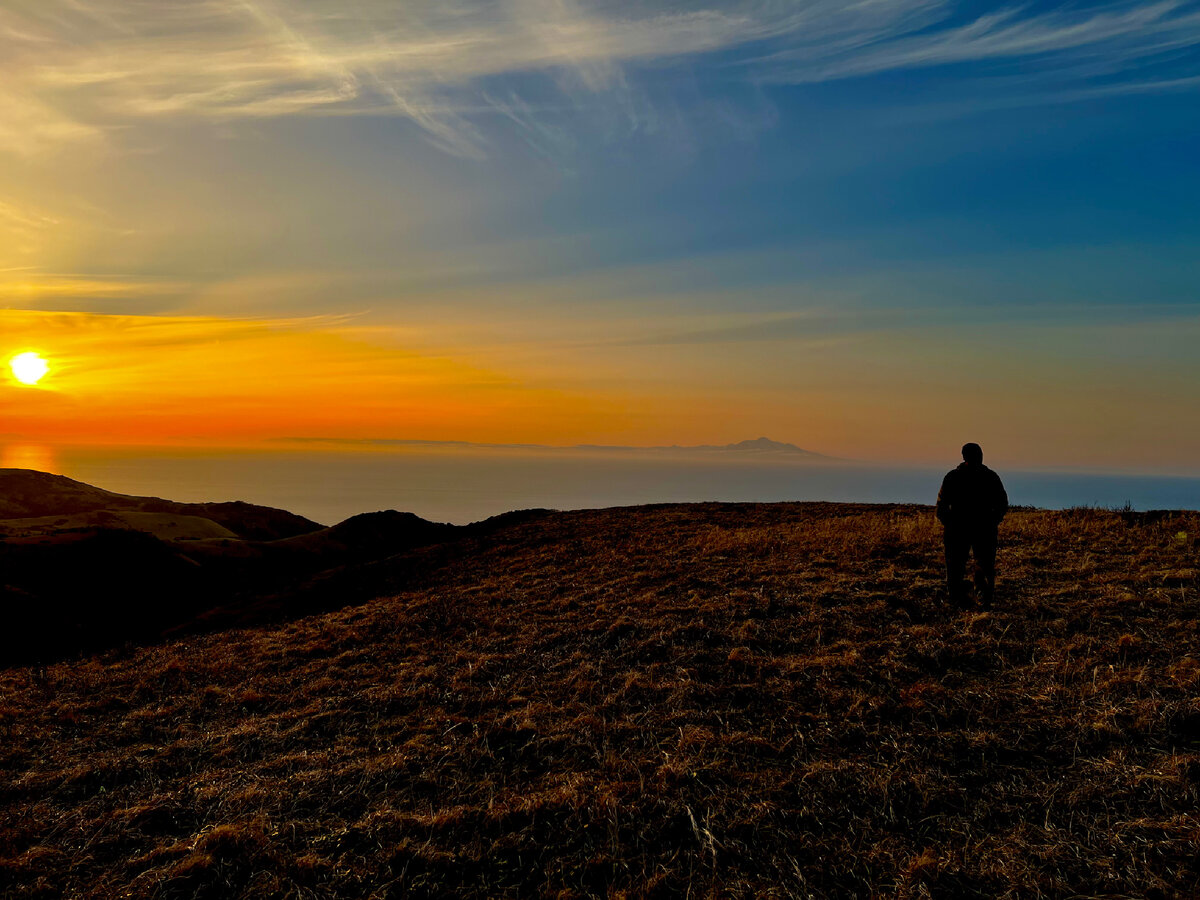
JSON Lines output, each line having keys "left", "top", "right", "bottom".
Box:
{"left": 2, "top": 500, "right": 1200, "bottom": 897}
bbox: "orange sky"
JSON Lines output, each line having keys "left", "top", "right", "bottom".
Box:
{"left": 0, "top": 309, "right": 632, "bottom": 447}
{"left": 4, "top": 307, "right": 1200, "bottom": 472}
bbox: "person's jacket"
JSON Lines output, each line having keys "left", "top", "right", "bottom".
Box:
{"left": 936, "top": 462, "right": 1008, "bottom": 531}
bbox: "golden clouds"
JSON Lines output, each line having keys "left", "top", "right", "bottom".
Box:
{"left": 0, "top": 309, "right": 611, "bottom": 445}
{"left": 0, "top": 89, "right": 101, "bottom": 159}
{"left": 0, "top": 275, "right": 181, "bottom": 306}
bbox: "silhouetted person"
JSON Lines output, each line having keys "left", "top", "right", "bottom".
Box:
{"left": 936, "top": 443, "right": 1008, "bottom": 606}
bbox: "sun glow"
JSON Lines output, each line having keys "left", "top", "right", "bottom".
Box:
{"left": 9, "top": 351, "right": 50, "bottom": 386}
{"left": 0, "top": 443, "right": 57, "bottom": 473}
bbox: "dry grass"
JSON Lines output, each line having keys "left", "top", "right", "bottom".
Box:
{"left": 2, "top": 501, "right": 1199, "bottom": 898}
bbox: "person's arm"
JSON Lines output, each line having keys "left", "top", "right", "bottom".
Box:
{"left": 936, "top": 474, "right": 953, "bottom": 526}
{"left": 994, "top": 474, "right": 1009, "bottom": 524}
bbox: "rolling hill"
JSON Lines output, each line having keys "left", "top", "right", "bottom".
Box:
{"left": 1, "top": 476, "right": 1198, "bottom": 896}
{"left": 0, "top": 468, "right": 322, "bottom": 540}
{"left": 0, "top": 470, "right": 543, "bottom": 664}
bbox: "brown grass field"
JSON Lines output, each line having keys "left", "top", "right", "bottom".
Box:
{"left": 2, "top": 501, "right": 1199, "bottom": 898}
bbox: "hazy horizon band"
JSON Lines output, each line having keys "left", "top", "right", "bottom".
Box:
{"left": 6, "top": 444, "right": 1200, "bottom": 527}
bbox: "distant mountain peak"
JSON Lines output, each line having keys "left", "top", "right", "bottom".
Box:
{"left": 724, "top": 437, "right": 804, "bottom": 451}
{"left": 675, "top": 437, "right": 830, "bottom": 458}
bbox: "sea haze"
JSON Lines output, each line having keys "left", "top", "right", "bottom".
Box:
{"left": 14, "top": 443, "right": 1200, "bottom": 526}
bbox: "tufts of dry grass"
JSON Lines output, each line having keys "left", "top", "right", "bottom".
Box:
{"left": 2, "top": 501, "right": 1199, "bottom": 898}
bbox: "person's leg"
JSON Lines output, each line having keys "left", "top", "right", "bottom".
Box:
{"left": 944, "top": 530, "right": 970, "bottom": 604}
{"left": 972, "top": 529, "right": 998, "bottom": 605}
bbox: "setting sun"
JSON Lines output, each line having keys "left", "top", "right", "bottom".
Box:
{"left": 9, "top": 351, "right": 50, "bottom": 386}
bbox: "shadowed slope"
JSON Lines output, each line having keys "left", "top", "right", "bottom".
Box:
{"left": 0, "top": 471, "right": 547, "bottom": 664}
{"left": 0, "top": 510, "right": 241, "bottom": 541}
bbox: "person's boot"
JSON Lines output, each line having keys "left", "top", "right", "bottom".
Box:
{"left": 975, "top": 577, "right": 994, "bottom": 608}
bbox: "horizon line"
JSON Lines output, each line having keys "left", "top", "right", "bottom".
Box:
{"left": 270, "top": 435, "right": 842, "bottom": 459}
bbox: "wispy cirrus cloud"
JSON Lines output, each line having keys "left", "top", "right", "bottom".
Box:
{"left": 2, "top": 0, "right": 754, "bottom": 156}
{"left": 0, "top": 201, "right": 61, "bottom": 253}
{"left": 754, "top": 0, "right": 1200, "bottom": 82}
{"left": 3, "top": 1, "right": 1199, "bottom": 157}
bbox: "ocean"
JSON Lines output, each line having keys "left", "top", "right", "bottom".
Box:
{"left": 8, "top": 444, "right": 1200, "bottom": 526}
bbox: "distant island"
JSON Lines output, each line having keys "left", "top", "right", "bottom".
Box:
{"left": 276, "top": 435, "right": 838, "bottom": 459}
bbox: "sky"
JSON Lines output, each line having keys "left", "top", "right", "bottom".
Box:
{"left": 2, "top": 0, "right": 1200, "bottom": 470}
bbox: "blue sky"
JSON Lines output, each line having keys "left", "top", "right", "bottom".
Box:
{"left": 3, "top": 1, "right": 1200, "bottom": 467}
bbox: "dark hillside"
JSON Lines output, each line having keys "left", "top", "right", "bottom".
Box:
{"left": 1, "top": 529, "right": 216, "bottom": 662}
{"left": 2, "top": 502, "right": 1199, "bottom": 897}
{"left": 0, "top": 512, "right": 462, "bottom": 666}
{"left": 0, "top": 474, "right": 546, "bottom": 664}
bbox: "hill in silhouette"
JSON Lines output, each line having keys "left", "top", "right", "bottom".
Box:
{"left": 0, "top": 468, "right": 321, "bottom": 540}
{"left": 0, "top": 469, "right": 541, "bottom": 664}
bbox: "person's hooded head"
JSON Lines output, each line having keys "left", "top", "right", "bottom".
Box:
{"left": 962, "top": 442, "right": 984, "bottom": 465}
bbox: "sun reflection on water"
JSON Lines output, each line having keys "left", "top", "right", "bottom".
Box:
{"left": 0, "top": 443, "right": 59, "bottom": 473}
